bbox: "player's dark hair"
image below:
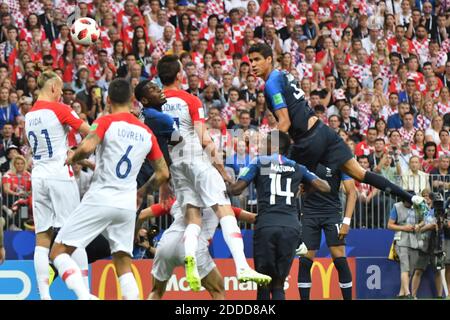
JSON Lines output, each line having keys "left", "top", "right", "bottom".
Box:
{"left": 134, "top": 79, "right": 151, "bottom": 102}
{"left": 248, "top": 43, "right": 273, "bottom": 60}
{"left": 157, "top": 55, "right": 181, "bottom": 86}
{"left": 108, "top": 78, "right": 132, "bottom": 105}
{"left": 367, "top": 127, "right": 377, "bottom": 133}
{"left": 268, "top": 130, "right": 291, "bottom": 156}
{"left": 375, "top": 138, "right": 385, "bottom": 143}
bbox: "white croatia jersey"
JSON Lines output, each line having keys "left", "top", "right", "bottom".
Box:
{"left": 161, "top": 89, "right": 206, "bottom": 162}
{"left": 25, "top": 100, "right": 83, "bottom": 180}
{"left": 169, "top": 200, "right": 219, "bottom": 241}
{"left": 81, "top": 112, "right": 163, "bottom": 210}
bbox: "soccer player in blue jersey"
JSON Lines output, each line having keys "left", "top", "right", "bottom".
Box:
{"left": 228, "top": 131, "right": 331, "bottom": 300}
{"left": 298, "top": 164, "right": 357, "bottom": 300}
{"left": 248, "top": 43, "right": 428, "bottom": 216}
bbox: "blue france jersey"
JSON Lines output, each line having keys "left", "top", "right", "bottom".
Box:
{"left": 302, "top": 164, "right": 353, "bottom": 218}
{"left": 238, "top": 153, "right": 318, "bottom": 229}
{"left": 264, "top": 70, "right": 315, "bottom": 138}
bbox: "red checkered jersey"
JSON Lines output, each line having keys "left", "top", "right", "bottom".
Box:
{"left": 206, "top": 0, "right": 225, "bottom": 18}
{"left": 399, "top": 127, "right": 417, "bottom": 143}
{"left": 243, "top": 15, "right": 263, "bottom": 29}
{"left": 2, "top": 171, "right": 32, "bottom": 192}
{"left": 355, "top": 140, "right": 375, "bottom": 157}
{"left": 416, "top": 114, "right": 432, "bottom": 131}
{"left": 412, "top": 38, "right": 429, "bottom": 64}
{"left": 199, "top": 27, "right": 216, "bottom": 41}
{"left": 226, "top": 22, "right": 247, "bottom": 44}
{"left": 207, "top": 37, "right": 235, "bottom": 56}
{"left": 436, "top": 102, "right": 450, "bottom": 116}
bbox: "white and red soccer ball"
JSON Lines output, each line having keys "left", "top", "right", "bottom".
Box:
{"left": 70, "top": 17, "right": 100, "bottom": 46}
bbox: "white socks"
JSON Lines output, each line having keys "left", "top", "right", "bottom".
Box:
{"left": 53, "top": 253, "right": 91, "bottom": 300}
{"left": 118, "top": 272, "right": 139, "bottom": 300}
{"left": 220, "top": 215, "right": 250, "bottom": 272}
{"left": 184, "top": 224, "right": 201, "bottom": 258}
{"left": 71, "top": 248, "right": 89, "bottom": 290}
{"left": 34, "top": 246, "right": 51, "bottom": 300}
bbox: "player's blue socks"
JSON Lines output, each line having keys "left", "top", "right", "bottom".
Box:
{"left": 363, "top": 171, "right": 413, "bottom": 203}
{"left": 333, "top": 257, "right": 352, "bottom": 300}
{"left": 298, "top": 257, "right": 313, "bottom": 300}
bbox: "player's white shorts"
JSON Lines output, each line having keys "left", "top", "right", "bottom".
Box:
{"left": 32, "top": 177, "right": 80, "bottom": 233}
{"left": 55, "top": 204, "right": 135, "bottom": 256}
{"left": 151, "top": 229, "right": 215, "bottom": 282}
{"left": 170, "top": 160, "right": 230, "bottom": 209}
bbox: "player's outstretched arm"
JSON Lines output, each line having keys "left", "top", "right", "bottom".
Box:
{"left": 274, "top": 108, "right": 291, "bottom": 133}
{"left": 68, "top": 133, "right": 101, "bottom": 164}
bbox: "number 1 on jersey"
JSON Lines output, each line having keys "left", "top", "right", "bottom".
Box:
{"left": 269, "top": 173, "right": 294, "bottom": 205}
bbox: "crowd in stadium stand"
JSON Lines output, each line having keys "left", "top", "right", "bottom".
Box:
{"left": 0, "top": 0, "right": 449, "bottom": 231}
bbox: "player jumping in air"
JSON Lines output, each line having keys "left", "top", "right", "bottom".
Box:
{"left": 157, "top": 55, "right": 271, "bottom": 291}
{"left": 248, "top": 43, "right": 429, "bottom": 216}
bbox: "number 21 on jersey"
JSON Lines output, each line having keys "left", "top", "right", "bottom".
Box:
{"left": 269, "top": 173, "right": 294, "bottom": 205}
{"left": 28, "top": 129, "right": 53, "bottom": 160}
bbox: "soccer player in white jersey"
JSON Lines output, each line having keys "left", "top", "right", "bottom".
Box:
{"left": 25, "top": 71, "right": 91, "bottom": 300}
{"left": 49, "top": 79, "right": 170, "bottom": 300}
{"left": 136, "top": 200, "right": 256, "bottom": 300}
{"left": 157, "top": 55, "right": 271, "bottom": 291}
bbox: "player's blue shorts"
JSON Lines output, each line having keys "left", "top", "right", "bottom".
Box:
{"left": 289, "top": 121, "right": 353, "bottom": 172}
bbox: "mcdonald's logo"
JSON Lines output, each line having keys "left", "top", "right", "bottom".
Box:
{"left": 97, "top": 263, "right": 145, "bottom": 300}
{"left": 310, "top": 261, "right": 335, "bottom": 299}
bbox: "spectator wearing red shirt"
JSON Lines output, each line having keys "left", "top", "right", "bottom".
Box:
{"left": 355, "top": 127, "right": 378, "bottom": 157}
{"left": 2, "top": 154, "right": 31, "bottom": 230}
{"left": 117, "top": 0, "right": 144, "bottom": 35}
{"left": 207, "top": 24, "right": 235, "bottom": 56}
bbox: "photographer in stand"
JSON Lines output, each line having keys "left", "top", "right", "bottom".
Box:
{"left": 410, "top": 189, "right": 445, "bottom": 299}
{"left": 133, "top": 224, "right": 159, "bottom": 259}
